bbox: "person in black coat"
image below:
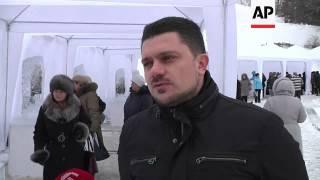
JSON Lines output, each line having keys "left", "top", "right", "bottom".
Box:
{"left": 118, "top": 17, "right": 308, "bottom": 180}
{"left": 30, "top": 74, "right": 90, "bottom": 180}
{"left": 124, "top": 71, "right": 153, "bottom": 122}
{"left": 262, "top": 73, "right": 266, "bottom": 98}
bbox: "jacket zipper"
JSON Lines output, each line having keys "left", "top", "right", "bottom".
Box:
{"left": 196, "top": 156, "right": 247, "bottom": 165}
{"left": 171, "top": 108, "right": 184, "bottom": 138}
{"left": 130, "top": 156, "right": 157, "bottom": 166}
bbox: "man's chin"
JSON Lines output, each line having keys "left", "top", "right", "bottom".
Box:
{"left": 153, "top": 94, "right": 181, "bottom": 107}
{"left": 153, "top": 96, "right": 174, "bottom": 107}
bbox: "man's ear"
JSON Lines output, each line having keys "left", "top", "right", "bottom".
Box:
{"left": 196, "top": 54, "right": 209, "bottom": 74}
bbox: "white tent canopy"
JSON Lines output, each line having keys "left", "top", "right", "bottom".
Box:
{"left": 0, "top": 0, "right": 238, "bottom": 156}
{"left": 1, "top": 1, "right": 320, "bottom": 178}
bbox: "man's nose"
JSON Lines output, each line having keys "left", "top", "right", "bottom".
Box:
{"left": 150, "top": 60, "right": 165, "bottom": 77}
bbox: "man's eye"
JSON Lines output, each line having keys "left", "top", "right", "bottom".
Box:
{"left": 163, "top": 55, "right": 176, "bottom": 61}
{"left": 143, "top": 62, "right": 152, "bottom": 68}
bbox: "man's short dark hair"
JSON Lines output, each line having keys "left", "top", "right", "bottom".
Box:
{"left": 141, "top": 17, "right": 206, "bottom": 56}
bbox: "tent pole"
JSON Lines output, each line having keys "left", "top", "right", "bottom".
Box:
{"left": 8, "top": 5, "right": 30, "bottom": 24}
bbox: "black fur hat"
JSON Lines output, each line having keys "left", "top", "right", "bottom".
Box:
{"left": 50, "top": 74, "right": 74, "bottom": 95}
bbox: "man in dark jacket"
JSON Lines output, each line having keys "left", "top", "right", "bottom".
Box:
{"left": 124, "top": 71, "right": 153, "bottom": 122}
{"left": 118, "top": 17, "right": 309, "bottom": 180}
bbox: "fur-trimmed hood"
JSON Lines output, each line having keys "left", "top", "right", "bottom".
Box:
{"left": 78, "top": 82, "right": 98, "bottom": 96}
{"left": 42, "top": 94, "right": 81, "bottom": 123}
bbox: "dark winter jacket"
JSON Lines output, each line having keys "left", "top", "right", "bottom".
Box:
{"left": 123, "top": 85, "right": 153, "bottom": 122}
{"left": 118, "top": 71, "right": 308, "bottom": 180}
{"left": 33, "top": 94, "right": 90, "bottom": 180}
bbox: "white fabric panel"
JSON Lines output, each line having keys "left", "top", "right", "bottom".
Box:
{"left": 0, "top": 21, "right": 8, "bottom": 151}
{"left": 20, "top": 35, "right": 67, "bottom": 101}
{"left": 286, "top": 61, "right": 306, "bottom": 74}
{"left": 263, "top": 61, "right": 283, "bottom": 78}
{"left": 305, "top": 62, "right": 313, "bottom": 94}
{"left": 223, "top": 3, "right": 238, "bottom": 98}
{"left": 204, "top": 4, "right": 238, "bottom": 98}
{"left": 73, "top": 47, "right": 108, "bottom": 98}
{"left": 237, "top": 61, "right": 257, "bottom": 79}
{"left": 204, "top": 5, "right": 225, "bottom": 93}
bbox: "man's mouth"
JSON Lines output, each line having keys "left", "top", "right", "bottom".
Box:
{"left": 152, "top": 82, "right": 171, "bottom": 88}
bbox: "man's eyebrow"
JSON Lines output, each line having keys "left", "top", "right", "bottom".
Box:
{"left": 157, "top": 51, "right": 178, "bottom": 56}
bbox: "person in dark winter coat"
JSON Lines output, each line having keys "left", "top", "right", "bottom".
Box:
{"left": 118, "top": 17, "right": 308, "bottom": 180}
{"left": 240, "top": 73, "right": 251, "bottom": 102}
{"left": 262, "top": 73, "right": 266, "bottom": 98}
{"left": 31, "top": 74, "right": 90, "bottom": 180}
{"left": 124, "top": 71, "right": 153, "bottom": 122}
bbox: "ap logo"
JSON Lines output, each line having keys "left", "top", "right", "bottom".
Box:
{"left": 251, "top": 0, "right": 276, "bottom": 28}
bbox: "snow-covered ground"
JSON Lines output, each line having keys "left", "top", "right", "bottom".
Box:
{"left": 301, "top": 96, "right": 320, "bottom": 180}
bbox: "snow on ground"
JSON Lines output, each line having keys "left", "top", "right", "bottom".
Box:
{"left": 301, "top": 96, "right": 320, "bottom": 180}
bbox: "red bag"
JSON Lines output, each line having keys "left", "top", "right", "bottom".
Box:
{"left": 55, "top": 168, "right": 94, "bottom": 180}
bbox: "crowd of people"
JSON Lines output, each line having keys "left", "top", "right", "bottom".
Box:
{"left": 30, "top": 17, "right": 310, "bottom": 180}
{"left": 237, "top": 71, "right": 308, "bottom": 102}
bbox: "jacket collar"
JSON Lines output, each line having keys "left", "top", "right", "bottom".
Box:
{"left": 78, "top": 82, "right": 98, "bottom": 96}
{"left": 42, "top": 94, "right": 81, "bottom": 123}
{"left": 159, "top": 71, "right": 219, "bottom": 123}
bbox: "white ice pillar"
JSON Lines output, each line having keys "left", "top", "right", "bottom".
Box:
{"left": 0, "top": 21, "right": 8, "bottom": 151}
{"left": 203, "top": 1, "right": 238, "bottom": 98}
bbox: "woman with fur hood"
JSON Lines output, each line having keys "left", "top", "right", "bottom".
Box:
{"left": 72, "top": 75, "right": 105, "bottom": 152}
{"left": 264, "top": 77, "right": 306, "bottom": 152}
{"left": 30, "top": 74, "right": 90, "bottom": 180}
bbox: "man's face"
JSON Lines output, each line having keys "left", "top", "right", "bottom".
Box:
{"left": 141, "top": 32, "right": 208, "bottom": 106}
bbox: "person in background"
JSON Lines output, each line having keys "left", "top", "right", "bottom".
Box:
{"left": 118, "top": 16, "right": 308, "bottom": 180}
{"left": 302, "top": 72, "right": 306, "bottom": 94}
{"left": 298, "top": 74, "right": 304, "bottom": 95}
{"left": 264, "top": 77, "right": 307, "bottom": 152}
{"left": 236, "top": 78, "right": 241, "bottom": 100}
{"left": 72, "top": 75, "right": 105, "bottom": 155}
{"left": 240, "top": 73, "right": 251, "bottom": 102}
{"left": 123, "top": 70, "right": 153, "bottom": 122}
{"left": 253, "top": 73, "right": 262, "bottom": 103}
{"left": 291, "top": 72, "right": 303, "bottom": 99}
{"left": 31, "top": 74, "right": 90, "bottom": 180}
{"left": 262, "top": 73, "right": 266, "bottom": 98}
